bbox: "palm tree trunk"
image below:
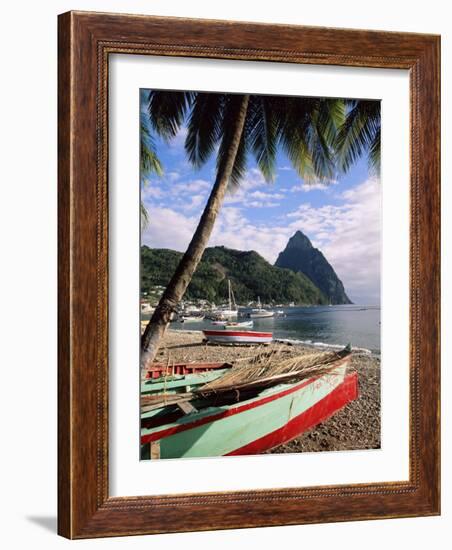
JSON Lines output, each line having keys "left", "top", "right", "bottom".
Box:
{"left": 140, "top": 94, "right": 250, "bottom": 371}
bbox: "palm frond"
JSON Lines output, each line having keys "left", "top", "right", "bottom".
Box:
{"left": 315, "top": 99, "right": 346, "bottom": 148}
{"left": 336, "top": 100, "right": 381, "bottom": 172}
{"left": 277, "top": 96, "right": 317, "bottom": 180}
{"left": 185, "top": 93, "right": 225, "bottom": 168}
{"left": 247, "top": 96, "right": 281, "bottom": 182}
{"left": 306, "top": 100, "right": 343, "bottom": 181}
{"left": 140, "top": 122, "right": 163, "bottom": 175}
{"left": 147, "top": 90, "right": 193, "bottom": 141}
{"left": 141, "top": 201, "right": 150, "bottom": 229}
{"left": 369, "top": 125, "right": 381, "bottom": 174}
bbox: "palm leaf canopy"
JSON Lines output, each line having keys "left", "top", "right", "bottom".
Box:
{"left": 140, "top": 119, "right": 164, "bottom": 229}
{"left": 140, "top": 122, "right": 163, "bottom": 176}
{"left": 147, "top": 91, "right": 356, "bottom": 188}
{"left": 336, "top": 99, "right": 381, "bottom": 173}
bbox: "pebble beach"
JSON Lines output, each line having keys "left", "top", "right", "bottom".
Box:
{"left": 150, "top": 329, "right": 381, "bottom": 454}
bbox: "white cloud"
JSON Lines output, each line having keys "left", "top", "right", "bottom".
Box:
{"left": 209, "top": 208, "right": 291, "bottom": 263}
{"left": 141, "top": 185, "right": 165, "bottom": 200}
{"left": 166, "top": 171, "right": 180, "bottom": 182}
{"left": 181, "top": 193, "right": 208, "bottom": 211}
{"left": 249, "top": 190, "right": 284, "bottom": 200}
{"left": 224, "top": 169, "right": 282, "bottom": 207}
{"left": 174, "top": 179, "right": 211, "bottom": 194}
{"left": 290, "top": 179, "right": 339, "bottom": 192}
{"left": 247, "top": 201, "right": 280, "bottom": 208}
{"left": 142, "top": 207, "right": 197, "bottom": 251}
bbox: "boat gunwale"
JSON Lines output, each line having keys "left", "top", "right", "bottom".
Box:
{"left": 203, "top": 329, "right": 273, "bottom": 337}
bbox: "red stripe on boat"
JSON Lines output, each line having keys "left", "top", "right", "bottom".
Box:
{"left": 226, "top": 372, "right": 359, "bottom": 455}
{"left": 203, "top": 330, "right": 273, "bottom": 337}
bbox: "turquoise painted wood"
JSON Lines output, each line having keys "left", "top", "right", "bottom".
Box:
{"left": 141, "top": 369, "right": 229, "bottom": 395}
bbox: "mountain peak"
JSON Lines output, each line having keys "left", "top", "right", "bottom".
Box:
{"left": 275, "top": 232, "right": 352, "bottom": 305}
{"left": 287, "top": 230, "right": 314, "bottom": 250}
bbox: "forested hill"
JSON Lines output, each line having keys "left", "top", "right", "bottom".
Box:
{"left": 141, "top": 245, "right": 328, "bottom": 305}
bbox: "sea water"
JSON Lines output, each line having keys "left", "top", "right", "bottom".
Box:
{"left": 169, "top": 305, "right": 381, "bottom": 355}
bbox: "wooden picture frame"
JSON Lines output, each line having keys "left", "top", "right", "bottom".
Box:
{"left": 58, "top": 11, "right": 440, "bottom": 538}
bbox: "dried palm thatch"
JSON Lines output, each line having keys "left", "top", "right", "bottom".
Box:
{"left": 140, "top": 345, "right": 352, "bottom": 412}
{"left": 196, "top": 345, "right": 351, "bottom": 396}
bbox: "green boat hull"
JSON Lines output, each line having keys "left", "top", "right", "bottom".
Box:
{"left": 141, "top": 364, "right": 358, "bottom": 459}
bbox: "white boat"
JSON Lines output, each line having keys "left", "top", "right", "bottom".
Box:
{"left": 203, "top": 329, "right": 273, "bottom": 345}
{"left": 211, "top": 320, "right": 228, "bottom": 326}
{"left": 180, "top": 315, "right": 205, "bottom": 323}
{"left": 248, "top": 297, "right": 274, "bottom": 319}
{"left": 214, "top": 280, "right": 238, "bottom": 318}
{"left": 224, "top": 320, "right": 253, "bottom": 329}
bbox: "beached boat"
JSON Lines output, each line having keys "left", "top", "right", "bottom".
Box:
{"left": 203, "top": 329, "right": 272, "bottom": 344}
{"left": 248, "top": 297, "right": 274, "bottom": 319}
{"left": 224, "top": 320, "right": 254, "bottom": 329}
{"left": 140, "top": 346, "right": 357, "bottom": 459}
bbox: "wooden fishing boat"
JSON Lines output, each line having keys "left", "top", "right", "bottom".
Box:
{"left": 141, "top": 346, "right": 357, "bottom": 459}
{"left": 203, "top": 329, "right": 272, "bottom": 344}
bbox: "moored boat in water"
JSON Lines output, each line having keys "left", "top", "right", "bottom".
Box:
{"left": 180, "top": 315, "right": 205, "bottom": 322}
{"left": 248, "top": 296, "right": 274, "bottom": 319}
{"left": 140, "top": 345, "right": 357, "bottom": 459}
{"left": 213, "top": 279, "right": 238, "bottom": 319}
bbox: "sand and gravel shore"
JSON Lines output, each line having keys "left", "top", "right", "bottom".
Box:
{"left": 149, "top": 329, "right": 381, "bottom": 453}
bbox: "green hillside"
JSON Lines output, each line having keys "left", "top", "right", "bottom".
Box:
{"left": 141, "top": 245, "right": 328, "bottom": 305}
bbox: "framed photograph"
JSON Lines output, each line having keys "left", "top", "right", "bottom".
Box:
{"left": 58, "top": 11, "right": 440, "bottom": 538}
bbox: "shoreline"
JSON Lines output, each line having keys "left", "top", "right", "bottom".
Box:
{"left": 141, "top": 322, "right": 380, "bottom": 356}
{"left": 149, "top": 329, "right": 381, "bottom": 454}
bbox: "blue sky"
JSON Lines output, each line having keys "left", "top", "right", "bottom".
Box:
{"left": 140, "top": 90, "right": 381, "bottom": 305}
